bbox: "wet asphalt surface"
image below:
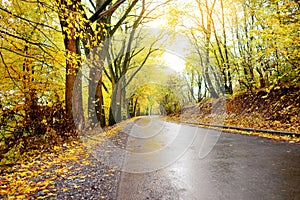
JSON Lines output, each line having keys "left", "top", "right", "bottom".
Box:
{"left": 117, "top": 117, "right": 300, "bottom": 200}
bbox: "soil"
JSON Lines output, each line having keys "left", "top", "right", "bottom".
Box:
{"left": 180, "top": 84, "right": 300, "bottom": 133}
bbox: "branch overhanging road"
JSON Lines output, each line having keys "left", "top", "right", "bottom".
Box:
{"left": 116, "top": 116, "right": 300, "bottom": 200}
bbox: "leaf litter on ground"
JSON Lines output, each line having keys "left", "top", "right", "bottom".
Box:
{"left": 0, "top": 119, "right": 133, "bottom": 199}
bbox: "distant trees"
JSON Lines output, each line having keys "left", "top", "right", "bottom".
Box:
{"left": 170, "top": 0, "right": 299, "bottom": 101}
{"left": 126, "top": 67, "right": 185, "bottom": 117}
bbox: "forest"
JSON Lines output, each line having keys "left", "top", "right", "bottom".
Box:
{"left": 0, "top": 0, "right": 299, "bottom": 165}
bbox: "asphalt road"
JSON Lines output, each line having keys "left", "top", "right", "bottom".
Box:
{"left": 117, "top": 117, "right": 300, "bottom": 200}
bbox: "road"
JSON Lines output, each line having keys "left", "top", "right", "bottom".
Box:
{"left": 116, "top": 117, "right": 300, "bottom": 200}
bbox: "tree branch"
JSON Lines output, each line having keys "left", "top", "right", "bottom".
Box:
{"left": 89, "top": 0, "right": 126, "bottom": 23}
{"left": 0, "top": 7, "right": 60, "bottom": 32}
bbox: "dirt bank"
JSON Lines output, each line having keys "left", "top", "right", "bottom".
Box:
{"left": 180, "top": 85, "right": 300, "bottom": 133}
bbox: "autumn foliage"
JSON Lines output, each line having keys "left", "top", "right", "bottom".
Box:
{"left": 1, "top": 0, "right": 299, "bottom": 166}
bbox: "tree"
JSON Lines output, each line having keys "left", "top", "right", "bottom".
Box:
{"left": 168, "top": 0, "right": 222, "bottom": 98}
{"left": 211, "top": 0, "right": 233, "bottom": 95}
{"left": 104, "top": 0, "right": 170, "bottom": 125}
{"left": 55, "top": 0, "right": 128, "bottom": 129}
{"left": 84, "top": 0, "right": 139, "bottom": 128}
{"left": 184, "top": 54, "right": 204, "bottom": 102}
{"left": 230, "top": 0, "right": 300, "bottom": 91}
{"left": 0, "top": 0, "right": 65, "bottom": 133}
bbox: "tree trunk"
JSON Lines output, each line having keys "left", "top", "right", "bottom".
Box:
{"left": 65, "top": 38, "right": 77, "bottom": 119}
{"left": 58, "top": 0, "right": 84, "bottom": 129}
{"left": 88, "top": 47, "right": 106, "bottom": 127}
{"left": 204, "top": 27, "right": 218, "bottom": 98}
{"left": 133, "top": 97, "right": 138, "bottom": 117}
{"left": 109, "top": 83, "right": 118, "bottom": 126}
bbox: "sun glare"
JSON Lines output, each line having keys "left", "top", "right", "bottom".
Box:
{"left": 163, "top": 52, "right": 185, "bottom": 73}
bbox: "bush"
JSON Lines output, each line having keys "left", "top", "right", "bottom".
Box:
{"left": 0, "top": 92, "right": 77, "bottom": 165}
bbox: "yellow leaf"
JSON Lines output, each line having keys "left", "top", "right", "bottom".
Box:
{"left": 16, "top": 195, "right": 27, "bottom": 199}
{"left": 53, "top": 146, "right": 60, "bottom": 151}
{"left": 43, "top": 189, "right": 50, "bottom": 193}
